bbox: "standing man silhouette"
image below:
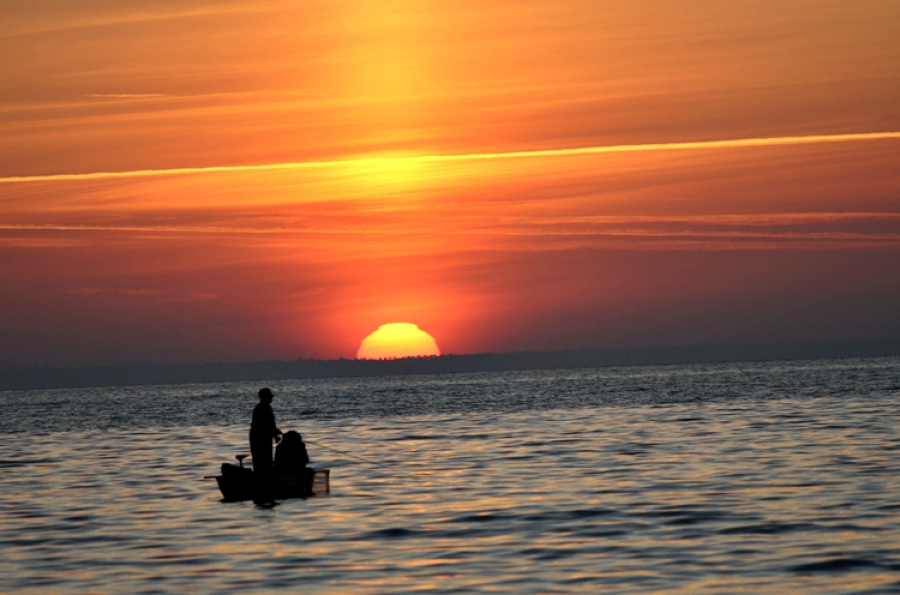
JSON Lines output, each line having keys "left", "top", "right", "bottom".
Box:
{"left": 250, "top": 387, "right": 282, "bottom": 498}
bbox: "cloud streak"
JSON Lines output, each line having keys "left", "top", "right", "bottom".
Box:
{"left": 2, "top": 131, "right": 898, "bottom": 184}
{"left": 0, "top": 5, "right": 272, "bottom": 39}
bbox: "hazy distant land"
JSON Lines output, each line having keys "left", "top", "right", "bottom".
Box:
{"left": 2, "top": 340, "right": 898, "bottom": 392}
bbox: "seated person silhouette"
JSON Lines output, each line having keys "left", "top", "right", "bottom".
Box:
{"left": 275, "top": 431, "right": 315, "bottom": 494}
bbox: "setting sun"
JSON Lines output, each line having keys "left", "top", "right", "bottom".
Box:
{"left": 357, "top": 323, "right": 441, "bottom": 360}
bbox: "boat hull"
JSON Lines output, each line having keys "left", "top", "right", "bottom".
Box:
{"left": 215, "top": 467, "right": 330, "bottom": 501}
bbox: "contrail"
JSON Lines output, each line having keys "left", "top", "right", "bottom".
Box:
{"left": 2, "top": 131, "right": 898, "bottom": 184}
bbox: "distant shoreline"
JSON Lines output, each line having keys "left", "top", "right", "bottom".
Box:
{"left": 2, "top": 340, "right": 898, "bottom": 392}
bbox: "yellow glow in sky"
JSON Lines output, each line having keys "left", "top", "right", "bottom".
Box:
{"left": 0, "top": 0, "right": 898, "bottom": 367}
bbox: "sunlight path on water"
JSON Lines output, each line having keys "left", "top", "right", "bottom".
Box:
{"left": 1, "top": 359, "right": 900, "bottom": 593}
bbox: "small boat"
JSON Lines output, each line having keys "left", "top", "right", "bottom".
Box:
{"left": 214, "top": 455, "right": 331, "bottom": 501}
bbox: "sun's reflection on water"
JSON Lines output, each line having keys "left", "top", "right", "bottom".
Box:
{"left": 1, "top": 362, "right": 900, "bottom": 592}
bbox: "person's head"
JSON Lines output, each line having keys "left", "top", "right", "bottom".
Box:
{"left": 258, "top": 387, "right": 273, "bottom": 403}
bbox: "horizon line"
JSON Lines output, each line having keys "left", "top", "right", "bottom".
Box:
{"left": 2, "top": 131, "right": 899, "bottom": 184}
{"left": 4, "top": 339, "right": 900, "bottom": 370}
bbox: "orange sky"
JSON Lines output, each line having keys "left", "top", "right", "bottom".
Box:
{"left": 1, "top": 0, "right": 899, "bottom": 367}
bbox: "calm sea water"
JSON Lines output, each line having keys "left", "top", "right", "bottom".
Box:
{"left": 1, "top": 357, "right": 899, "bottom": 594}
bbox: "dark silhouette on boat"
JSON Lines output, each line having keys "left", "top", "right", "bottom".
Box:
{"left": 214, "top": 387, "right": 330, "bottom": 502}
{"left": 216, "top": 454, "right": 330, "bottom": 501}
{"left": 249, "top": 387, "right": 281, "bottom": 500}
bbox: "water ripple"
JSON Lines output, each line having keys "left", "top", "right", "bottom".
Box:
{"left": 0, "top": 358, "right": 898, "bottom": 593}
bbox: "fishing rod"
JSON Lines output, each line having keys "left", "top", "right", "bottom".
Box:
{"left": 305, "top": 440, "right": 380, "bottom": 466}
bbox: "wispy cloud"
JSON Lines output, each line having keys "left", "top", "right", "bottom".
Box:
{"left": 86, "top": 94, "right": 168, "bottom": 99}
{"left": 65, "top": 287, "right": 159, "bottom": 294}
{"left": 4, "top": 214, "right": 899, "bottom": 253}
{"left": 2, "top": 132, "right": 898, "bottom": 184}
{"left": 4, "top": 212, "right": 900, "bottom": 234}
{"left": 0, "top": 5, "right": 273, "bottom": 39}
